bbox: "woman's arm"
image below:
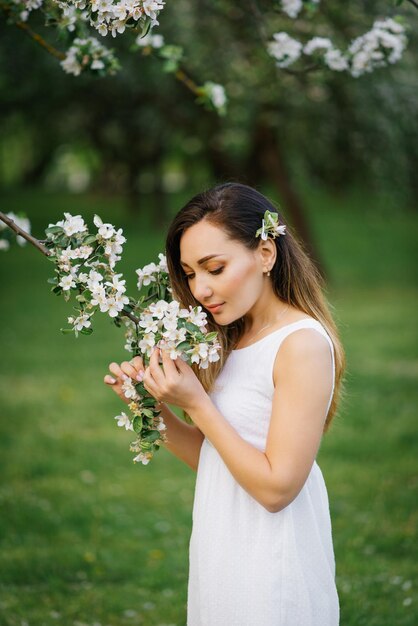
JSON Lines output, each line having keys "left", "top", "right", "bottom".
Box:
{"left": 183, "top": 329, "right": 334, "bottom": 512}
{"left": 157, "top": 401, "right": 205, "bottom": 471}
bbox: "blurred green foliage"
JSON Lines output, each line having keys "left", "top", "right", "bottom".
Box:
{"left": 0, "top": 0, "right": 417, "bottom": 215}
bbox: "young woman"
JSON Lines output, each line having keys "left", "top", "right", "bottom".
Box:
{"left": 104, "top": 182, "right": 346, "bottom": 625}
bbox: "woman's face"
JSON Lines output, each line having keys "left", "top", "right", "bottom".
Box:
{"left": 179, "top": 219, "right": 267, "bottom": 325}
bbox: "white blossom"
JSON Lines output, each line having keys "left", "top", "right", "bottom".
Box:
{"left": 90, "top": 285, "right": 108, "bottom": 309}
{"left": 59, "top": 274, "right": 77, "bottom": 290}
{"left": 348, "top": 18, "right": 407, "bottom": 77}
{"left": 67, "top": 312, "right": 92, "bottom": 332}
{"left": 93, "top": 214, "right": 116, "bottom": 239}
{"left": 133, "top": 451, "right": 152, "bottom": 465}
{"left": 203, "top": 82, "right": 227, "bottom": 110}
{"left": 186, "top": 305, "right": 207, "bottom": 328}
{"left": 105, "top": 272, "right": 126, "bottom": 293}
{"left": 303, "top": 37, "right": 333, "bottom": 55}
{"left": 279, "top": 0, "right": 320, "bottom": 19}
{"left": 157, "top": 252, "right": 168, "bottom": 272}
{"left": 114, "top": 411, "right": 134, "bottom": 431}
{"left": 139, "top": 313, "right": 160, "bottom": 334}
{"left": 136, "top": 32, "right": 164, "bottom": 48}
{"left": 267, "top": 32, "right": 303, "bottom": 68}
{"left": 139, "top": 332, "right": 157, "bottom": 356}
{"left": 122, "top": 378, "right": 139, "bottom": 400}
{"left": 87, "top": 269, "right": 104, "bottom": 291}
{"left": 324, "top": 48, "right": 348, "bottom": 71}
{"left": 60, "top": 37, "right": 115, "bottom": 77}
{"left": 56, "top": 212, "right": 87, "bottom": 237}
{"left": 149, "top": 300, "right": 169, "bottom": 319}
{"left": 143, "top": 0, "right": 164, "bottom": 22}
{"left": 155, "top": 417, "right": 167, "bottom": 431}
{"left": 190, "top": 342, "right": 209, "bottom": 364}
{"left": 136, "top": 262, "right": 158, "bottom": 289}
{"left": 280, "top": 0, "right": 303, "bottom": 19}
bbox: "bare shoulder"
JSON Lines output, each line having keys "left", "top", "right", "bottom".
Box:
{"left": 273, "top": 325, "right": 332, "bottom": 388}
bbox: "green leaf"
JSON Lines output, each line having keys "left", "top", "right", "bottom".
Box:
{"left": 52, "top": 286, "right": 63, "bottom": 295}
{"left": 176, "top": 341, "right": 191, "bottom": 351}
{"left": 45, "top": 226, "right": 64, "bottom": 235}
{"left": 132, "top": 415, "right": 143, "bottom": 434}
{"left": 83, "top": 234, "right": 97, "bottom": 245}
{"left": 142, "top": 397, "right": 156, "bottom": 408}
{"left": 142, "top": 430, "right": 161, "bottom": 443}
{"left": 142, "top": 408, "right": 154, "bottom": 419}
{"left": 47, "top": 277, "right": 58, "bottom": 285}
{"left": 80, "top": 327, "right": 93, "bottom": 335}
{"left": 60, "top": 328, "right": 74, "bottom": 334}
{"left": 205, "top": 332, "right": 218, "bottom": 341}
{"left": 184, "top": 322, "right": 199, "bottom": 333}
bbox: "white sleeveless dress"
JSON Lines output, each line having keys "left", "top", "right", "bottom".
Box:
{"left": 187, "top": 318, "right": 339, "bottom": 626}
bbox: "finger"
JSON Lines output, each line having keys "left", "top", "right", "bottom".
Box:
{"left": 104, "top": 375, "right": 117, "bottom": 385}
{"left": 146, "top": 347, "right": 165, "bottom": 386}
{"left": 160, "top": 347, "right": 180, "bottom": 377}
{"left": 109, "top": 362, "right": 125, "bottom": 379}
{"left": 173, "top": 354, "right": 189, "bottom": 372}
{"left": 120, "top": 361, "right": 139, "bottom": 379}
{"left": 130, "top": 356, "right": 145, "bottom": 370}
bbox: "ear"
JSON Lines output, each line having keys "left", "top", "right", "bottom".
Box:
{"left": 257, "top": 237, "right": 276, "bottom": 270}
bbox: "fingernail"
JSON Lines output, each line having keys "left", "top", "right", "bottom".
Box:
{"left": 108, "top": 377, "right": 116, "bottom": 384}
{"left": 136, "top": 370, "right": 144, "bottom": 381}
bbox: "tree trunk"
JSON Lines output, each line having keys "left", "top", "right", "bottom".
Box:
{"left": 247, "top": 119, "right": 328, "bottom": 282}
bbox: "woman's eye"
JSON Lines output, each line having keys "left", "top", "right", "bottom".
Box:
{"left": 185, "top": 267, "right": 224, "bottom": 280}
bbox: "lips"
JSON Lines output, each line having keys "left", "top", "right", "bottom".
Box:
{"left": 206, "top": 302, "right": 224, "bottom": 310}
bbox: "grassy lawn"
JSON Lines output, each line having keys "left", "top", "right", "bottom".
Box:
{"left": 0, "top": 186, "right": 417, "bottom": 625}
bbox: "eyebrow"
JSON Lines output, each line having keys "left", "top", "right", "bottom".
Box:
{"left": 180, "top": 254, "right": 225, "bottom": 268}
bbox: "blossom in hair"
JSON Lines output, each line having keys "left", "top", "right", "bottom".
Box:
{"left": 255, "top": 210, "right": 287, "bottom": 241}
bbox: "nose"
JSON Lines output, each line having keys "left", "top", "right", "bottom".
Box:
{"left": 192, "top": 275, "right": 214, "bottom": 304}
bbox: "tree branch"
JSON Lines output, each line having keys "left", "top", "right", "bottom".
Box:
{"left": 0, "top": 3, "right": 65, "bottom": 60}
{"left": 406, "top": 0, "right": 418, "bottom": 9}
{"left": 174, "top": 68, "right": 201, "bottom": 96}
{"left": 0, "top": 212, "right": 51, "bottom": 255}
{"left": 0, "top": 212, "right": 141, "bottom": 324}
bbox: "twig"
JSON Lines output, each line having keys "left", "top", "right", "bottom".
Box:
{"left": 406, "top": 0, "right": 418, "bottom": 9}
{"left": 0, "top": 212, "right": 51, "bottom": 256}
{"left": 281, "top": 63, "right": 321, "bottom": 75}
{"left": 0, "top": 3, "right": 65, "bottom": 60}
{"left": 122, "top": 309, "right": 140, "bottom": 324}
{"left": 174, "top": 68, "right": 201, "bottom": 96}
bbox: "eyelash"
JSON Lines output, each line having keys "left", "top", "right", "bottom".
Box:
{"left": 185, "top": 267, "right": 224, "bottom": 280}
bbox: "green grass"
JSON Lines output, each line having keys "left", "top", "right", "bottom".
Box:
{"left": 0, "top": 185, "right": 417, "bottom": 625}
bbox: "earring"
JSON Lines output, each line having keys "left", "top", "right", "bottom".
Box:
{"left": 267, "top": 270, "right": 271, "bottom": 277}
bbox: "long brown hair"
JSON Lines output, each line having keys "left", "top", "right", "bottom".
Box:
{"left": 165, "top": 182, "right": 346, "bottom": 433}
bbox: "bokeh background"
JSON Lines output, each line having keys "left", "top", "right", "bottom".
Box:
{"left": 0, "top": 2, "right": 417, "bottom": 625}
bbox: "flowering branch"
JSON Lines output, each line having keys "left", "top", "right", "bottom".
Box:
{"left": 0, "top": 212, "right": 51, "bottom": 255}
{"left": 1, "top": 209, "right": 221, "bottom": 465}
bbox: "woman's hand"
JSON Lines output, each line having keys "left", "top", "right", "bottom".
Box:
{"left": 142, "top": 346, "right": 208, "bottom": 412}
{"left": 104, "top": 355, "right": 145, "bottom": 404}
